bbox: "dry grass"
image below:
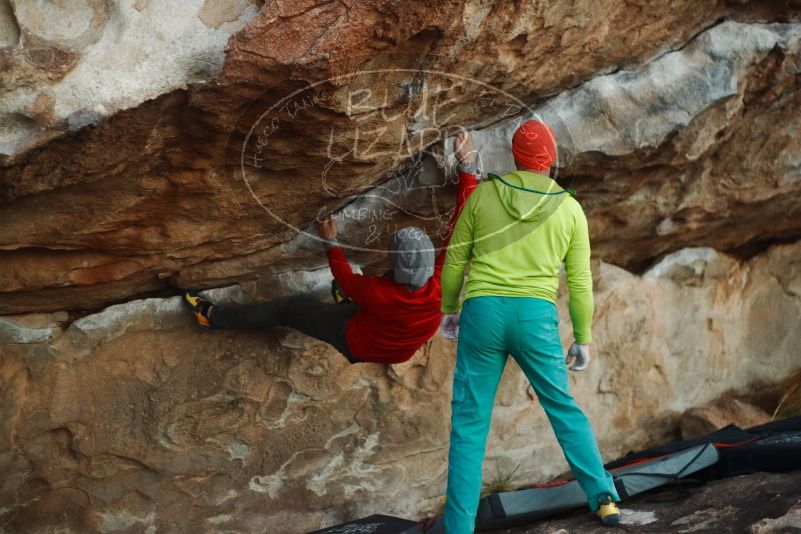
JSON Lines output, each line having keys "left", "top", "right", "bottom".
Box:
{"left": 772, "top": 368, "right": 801, "bottom": 419}
{"left": 482, "top": 460, "right": 522, "bottom": 497}
{"left": 424, "top": 461, "right": 524, "bottom": 518}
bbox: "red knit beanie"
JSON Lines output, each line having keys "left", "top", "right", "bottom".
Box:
{"left": 511, "top": 120, "right": 557, "bottom": 171}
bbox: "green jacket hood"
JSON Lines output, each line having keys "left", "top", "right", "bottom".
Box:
{"left": 491, "top": 171, "right": 568, "bottom": 223}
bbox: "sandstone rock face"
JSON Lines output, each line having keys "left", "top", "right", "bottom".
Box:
{"left": 462, "top": 20, "right": 801, "bottom": 269}
{"left": 0, "top": 0, "right": 261, "bottom": 157}
{"left": 3, "top": 1, "right": 801, "bottom": 532}
{"left": 680, "top": 398, "right": 771, "bottom": 439}
{"left": 3, "top": 2, "right": 801, "bottom": 313}
{"left": 2, "top": 242, "right": 800, "bottom": 532}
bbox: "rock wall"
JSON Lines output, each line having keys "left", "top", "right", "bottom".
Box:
{"left": 1, "top": 243, "right": 800, "bottom": 532}
{"left": 0, "top": 0, "right": 262, "bottom": 156}
{"left": 2, "top": 1, "right": 801, "bottom": 532}
{"left": 3, "top": 1, "right": 801, "bottom": 313}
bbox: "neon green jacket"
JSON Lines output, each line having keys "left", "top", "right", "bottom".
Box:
{"left": 440, "top": 170, "right": 594, "bottom": 343}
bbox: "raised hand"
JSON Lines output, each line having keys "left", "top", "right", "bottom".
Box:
{"left": 318, "top": 215, "right": 337, "bottom": 241}
{"left": 454, "top": 131, "right": 477, "bottom": 164}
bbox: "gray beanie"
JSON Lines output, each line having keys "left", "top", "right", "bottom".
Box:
{"left": 388, "top": 227, "right": 435, "bottom": 290}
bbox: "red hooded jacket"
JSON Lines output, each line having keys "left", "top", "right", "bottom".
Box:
{"left": 326, "top": 171, "right": 478, "bottom": 363}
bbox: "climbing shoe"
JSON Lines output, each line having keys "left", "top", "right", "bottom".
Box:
{"left": 596, "top": 495, "right": 621, "bottom": 527}
{"left": 183, "top": 290, "right": 212, "bottom": 328}
{"left": 331, "top": 279, "right": 352, "bottom": 304}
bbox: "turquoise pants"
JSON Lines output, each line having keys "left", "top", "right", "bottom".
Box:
{"left": 444, "top": 296, "right": 619, "bottom": 534}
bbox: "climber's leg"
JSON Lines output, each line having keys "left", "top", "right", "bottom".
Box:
{"left": 444, "top": 296, "right": 508, "bottom": 534}
{"left": 278, "top": 296, "right": 360, "bottom": 361}
{"left": 210, "top": 295, "right": 360, "bottom": 362}
{"left": 507, "top": 297, "right": 619, "bottom": 513}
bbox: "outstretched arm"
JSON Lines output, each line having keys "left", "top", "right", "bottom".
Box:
{"left": 319, "top": 216, "right": 379, "bottom": 307}
{"left": 436, "top": 131, "right": 479, "bottom": 272}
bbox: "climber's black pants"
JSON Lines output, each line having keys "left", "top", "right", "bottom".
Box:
{"left": 209, "top": 296, "right": 360, "bottom": 363}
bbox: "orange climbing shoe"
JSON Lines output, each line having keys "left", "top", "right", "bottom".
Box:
{"left": 183, "top": 290, "right": 212, "bottom": 328}
{"left": 596, "top": 496, "right": 621, "bottom": 527}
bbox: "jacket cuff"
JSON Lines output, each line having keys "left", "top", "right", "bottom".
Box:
{"left": 323, "top": 238, "right": 339, "bottom": 251}
{"left": 574, "top": 332, "right": 592, "bottom": 344}
{"left": 441, "top": 303, "right": 462, "bottom": 314}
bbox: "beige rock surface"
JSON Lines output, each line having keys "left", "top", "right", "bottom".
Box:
{"left": 680, "top": 398, "right": 771, "bottom": 439}
{"left": 0, "top": 0, "right": 261, "bottom": 157}
{"left": 1, "top": 242, "right": 799, "bottom": 532}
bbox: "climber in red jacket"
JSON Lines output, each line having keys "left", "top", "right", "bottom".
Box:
{"left": 183, "top": 132, "right": 479, "bottom": 364}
